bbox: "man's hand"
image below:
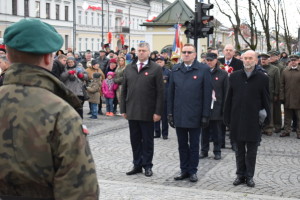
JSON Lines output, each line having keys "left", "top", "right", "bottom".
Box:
{"left": 153, "top": 114, "right": 161, "bottom": 122}
{"left": 167, "top": 114, "right": 175, "bottom": 128}
{"left": 201, "top": 117, "right": 210, "bottom": 128}
{"left": 121, "top": 113, "right": 127, "bottom": 119}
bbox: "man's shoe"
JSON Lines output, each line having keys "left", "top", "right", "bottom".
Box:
{"left": 189, "top": 174, "right": 198, "bottom": 182}
{"left": 199, "top": 152, "right": 208, "bottom": 159}
{"left": 145, "top": 168, "right": 153, "bottom": 177}
{"left": 126, "top": 167, "right": 142, "bottom": 175}
{"left": 280, "top": 132, "right": 290, "bottom": 137}
{"left": 89, "top": 116, "right": 97, "bottom": 119}
{"left": 233, "top": 176, "right": 245, "bottom": 186}
{"left": 163, "top": 135, "right": 168, "bottom": 140}
{"left": 297, "top": 135, "right": 300, "bottom": 139}
{"left": 274, "top": 128, "right": 281, "bottom": 133}
{"left": 174, "top": 172, "right": 189, "bottom": 180}
{"left": 246, "top": 178, "right": 255, "bottom": 187}
{"left": 87, "top": 111, "right": 92, "bottom": 115}
{"left": 214, "top": 154, "right": 221, "bottom": 160}
{"left": 154, "top": 135, "right": 160, "bottom": 138}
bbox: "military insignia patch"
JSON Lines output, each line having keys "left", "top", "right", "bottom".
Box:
{"left": 193, "top": 76, "right": 197, "bottom": 79}
{"left": 145, "top": 72, "right": 149, "bottom": 76}
{"left": 215, "top": 77, "right": 219, "bottom": 80}
{"left": 82, "top": 124, "right": 89, "bottom": 135}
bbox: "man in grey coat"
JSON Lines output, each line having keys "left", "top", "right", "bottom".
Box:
{"left": 121, "top": 42, "right": 164, "bottom": 177}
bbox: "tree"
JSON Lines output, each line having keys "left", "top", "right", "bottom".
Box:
{"left": 270, "top": 0, "right": 281, "bottom": 51}
{"left": 281, "top": 0, "right": 292, "bottom": 53}
{"left": 215, "top": 0, "right": 241, "bottom": 50}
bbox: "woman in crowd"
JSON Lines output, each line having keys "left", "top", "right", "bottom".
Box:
{"left": 114, "top": 57, "right": 126, "bottom": 114}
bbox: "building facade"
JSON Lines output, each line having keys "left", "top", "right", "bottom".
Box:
{"left": 0, "top": 0, "right": 171, "bottom": 52}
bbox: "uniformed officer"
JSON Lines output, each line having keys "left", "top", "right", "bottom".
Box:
{"left": 200, "top": 53, "right": 228, "bottom": 160}
{"left": 168, "top": 43, "right": 213, "bottom": 182}
{"left": 0, "top": 19, "right": 99, "bottom": 199}
{"left": 154, "top": 56, "right": 171, "bottom": 139}
{"left": 268, "top": 50, "right": 285, "bottom": 133}
{"left": 260, "top": 53, "right": 280, "bottom": 136}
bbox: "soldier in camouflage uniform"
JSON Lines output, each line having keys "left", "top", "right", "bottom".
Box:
{"left": 260, "top": 53, "right": 280, "bottom": 136}
{"left": 268, "top": 50, "right": 285, "bottom": 133}
{"left": 0, "top": 19, "right": 99, "bottom": 200}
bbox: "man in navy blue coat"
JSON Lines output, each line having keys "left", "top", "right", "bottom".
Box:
{"left": 168, "top": 44, "right": 213, "bottom": 182}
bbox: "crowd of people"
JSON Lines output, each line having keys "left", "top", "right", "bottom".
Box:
{"left": 1, "top": 18, "right": 300, "bottom": 199}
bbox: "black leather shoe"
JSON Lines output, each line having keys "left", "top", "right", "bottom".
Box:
{"left": 246, "top": 178, "right": 255, "bottom": 187}
{"left": 126, "top": 167, "right": 142, "bottom": 175}
{"left": 233, "top": 176, "right": 245, "bottom": 186}
{"left": 199, "top": 152, "right": 208, "bottom": 159}
{"left": 174, "top": 172, "right": 189, "bottom": 180}
{"left": 163, "top": 135, "right": 168, "bottom": 140}
{"left": 214, "top": 154, "right": 221, "bottom": 160}
{"left": 154, "top": 135, "right": 160, "bottom": 138}
{"left": 189, "top": 174, "right": 198, "bottom": 182}
{"left": 145, "top": 168, "right": 153, "bottom": 177}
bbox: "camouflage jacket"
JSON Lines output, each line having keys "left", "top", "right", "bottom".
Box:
{"left": 0, "top": 64, "right": 99, "bottom": 200}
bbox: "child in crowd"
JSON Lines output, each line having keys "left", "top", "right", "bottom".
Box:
{"left": 86, "top": 72, "right": 102, "bottom": 119}
{"left": 102, "top": 71, "right": 118, "bottom": 116}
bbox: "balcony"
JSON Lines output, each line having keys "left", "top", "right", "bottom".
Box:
{"left": 115, "top": 26, "right": 130, "bottom": 33}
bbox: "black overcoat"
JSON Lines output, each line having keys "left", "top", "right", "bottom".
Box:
{"left": 219, "top": 57, "right": 243, "bottom": 71}
{"left": 224, "top": 67, "right": 270, "bottom": 142}
{"left": 120, "top": 59, "right": 164, "bottom": 121}
{"left": 168, "top": 60, "right": 213, "bottom": 128}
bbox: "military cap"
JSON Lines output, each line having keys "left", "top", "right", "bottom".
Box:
{"left": 235, "top": 50, "right": 241, "bottom": 56}
{"left": 99, "top": 49, "right": 106, "bottom": 53}
{"left": 4, "top": 19, "right": 63, "bottom": 54}
{"left": 201, "top": 52, "right": 207, "bottom": 58}
{"left": 260, "top": 53, "right": 270, "bottom": 58}
{"left": 267, "top": 50, "right": 280, "bottom": 56}
{"left": 155, "top": 56, "right": 165, "bottom": 61}
{"left": 289, "top": 54, "right": 299, "bottom": 59}
{"left": 104, "top": 43, "right": 110, "bottom": 48}
{"left": 123, "top": 45, "right": 129, "bottom": 50}
{"left": 161, "top": 49, "right": 168, "bottom": 54}
{"left": 91, "top": 59, "right": 98, "bottom": 66}
{"left": 206, "top": 53, "right": 218, "bottom": 60}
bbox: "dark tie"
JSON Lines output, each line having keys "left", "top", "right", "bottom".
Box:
{"left": 187, "top": 65, "right": 191, "bottom": 70}
{"left": 226, "top": 60, "right": 230, "bottom": 65}
{"left": 139, "top": 62, "right": 144, "bottom": 72}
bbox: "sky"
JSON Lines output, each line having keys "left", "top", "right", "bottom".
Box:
{"left": 169, "top": 0, "right": 299, "bottom": 37}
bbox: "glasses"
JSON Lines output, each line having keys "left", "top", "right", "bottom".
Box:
{"left": 182, "top": 51, "right": 194, "bottom": 54}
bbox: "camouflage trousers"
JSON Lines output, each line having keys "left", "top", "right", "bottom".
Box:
{"left": 284, "top": 108, "right": 300, "bottom": 135}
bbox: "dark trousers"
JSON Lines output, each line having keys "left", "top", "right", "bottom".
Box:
{"left": 154, "top": 101, "right": 168, "bottom": 137}
{"left": 284, "top": 108, "right": 300, "bottom": 135}
{"left": 235, "top": 141, "right": 259, "bottom": 178}
{"left": 221, "top": 123, "right": 226, "bottom": 147}
{"left": 201, "top": 120, "right": 222, "bottom": 155}
{"left": 128, "top": 120, "right": 154, "bottom": 169}
{"left": 98, "top": 97, "right": 103, "bottom": 114}
{"left": 90, "top": 103, "right": 98, "bottom": 118}
{"left": 273, "top": 101, "right": 282, "bottom": 130}
{"left": 113, "top": 96, "right": 118, "bottom": 113}
{"left": 77, "top": 96, "right": 84, "bottom": 119}
{"left": 176, "top": 127, "right": 201, "bottom": 175}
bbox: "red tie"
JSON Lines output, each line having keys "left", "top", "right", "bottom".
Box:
{"left": 139, "top": 62, "right": 144, "bottom": 72}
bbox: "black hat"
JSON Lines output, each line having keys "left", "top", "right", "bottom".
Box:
{"left": 93, "top": 72, "right": 101, "bottom": 78}
{"left": 260, "top": 53, "right": 270, "bottom": 58}
{"left": 131, "top": 47, "right": 135, "bottom": 51}
{"left": 91, "top": 59, "right": 98, "bottom": 66}
{"left": 153, "top": 50, "right": 159, "bottom": 55}
{"left": 123, "top": 45, "right": 128, "bottom": 50}
{"left": 109, "top": 50, "right": 114, "bottom": 54}
{"left": 155, "top": 56, "right": 165, "bottom": 61}
{"left": 104, "top": 43, "right": 110, "bottom": 48}
{"left": 206, "top": 53, "right": 217, "bottom": 60}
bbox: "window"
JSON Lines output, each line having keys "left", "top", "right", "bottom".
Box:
{"left": 65, "top": 35, "right": 69, "bottom": 50}
{"left": 132, "top": 18, "right": 135, "bottom": 29}
{"left": 12, "top": 0, "right": 17, "bottom": 15}
{"left": 46, "top": 3, "right": 50, "bottom": 19}
{"left": 125, "top": 17, "right": 128, "bottom": 26}
{"left": 109, "top": 15, "right": 112, "bottom": 28}
{"left": 85, "top": 38, "right": 88, "bottom": 50}
{"left": 97, "top": 39, "right": 100, "bottom": 50}
{"left": 56, "top": 5, "right": 60, "bottom": 20}
{"left": 97, "top": 13, "right": 100, "bottom": 26}
{"left": 65, "top": 6, "right": 69, "bottom": 21}
{"left": 24, "top": 0, "right": 29, "bottom": 17}
{"left": 85, "top": 12, "right": 88, "bottom": 25}
{"left": 35, "top": 1, "right": 40, "bottom": 18}
{"left": 79, "top": 38, "right": 82, "bottom": 51}
{"left": 78, "top": 11, "right": 82, "bottom": 24}
{"left": 91, "top": 12, "right": 94, "bottom": 25}
{"left": 91, "top": 38, "right": 94, "bottom": 51}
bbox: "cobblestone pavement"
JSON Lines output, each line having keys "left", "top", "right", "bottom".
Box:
{"left": 83, "top": 104, "right": 300, "bottom": 200}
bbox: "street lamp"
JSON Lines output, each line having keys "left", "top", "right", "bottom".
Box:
{"left": 73, "top": 0, "right": 76, "bottom": 51}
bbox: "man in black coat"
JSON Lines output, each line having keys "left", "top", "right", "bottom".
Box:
{"left": 51, "top": 54, "right": 67, "bottom": 78}
{"left": 200, "top": 53, "right": 228, "bottom": 160}
{"left": 168, "top": 44, "right": 213, "bottom": 182}
{"left": 224, "top": 50, "right": 270, "bottom": 188}
{"left": 120, "top": 42, "right": 164, "bottom": 177}
{"left": 219, "top": 44, "right": 243, "bottom": 71}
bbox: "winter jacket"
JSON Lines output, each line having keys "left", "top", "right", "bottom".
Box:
{"left": 87, "top": 78, "right": 101, "bottom": 104}
{"left": 102, "top": 79, "right": 118, "bottom": 99}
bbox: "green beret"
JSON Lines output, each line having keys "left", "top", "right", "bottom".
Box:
{"left": 260, "top": 53, "right": 270, "bottom": 58}
{"left": 4, "top": 19, "right": 63, "bottom": 54}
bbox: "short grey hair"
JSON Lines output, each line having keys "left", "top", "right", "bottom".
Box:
{"left": 137, "top": 42, "right": 150, "bottom": 51}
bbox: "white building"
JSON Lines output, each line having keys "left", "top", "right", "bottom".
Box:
{"left": 0, "top": 0, "right": 171, "bottom": 52}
